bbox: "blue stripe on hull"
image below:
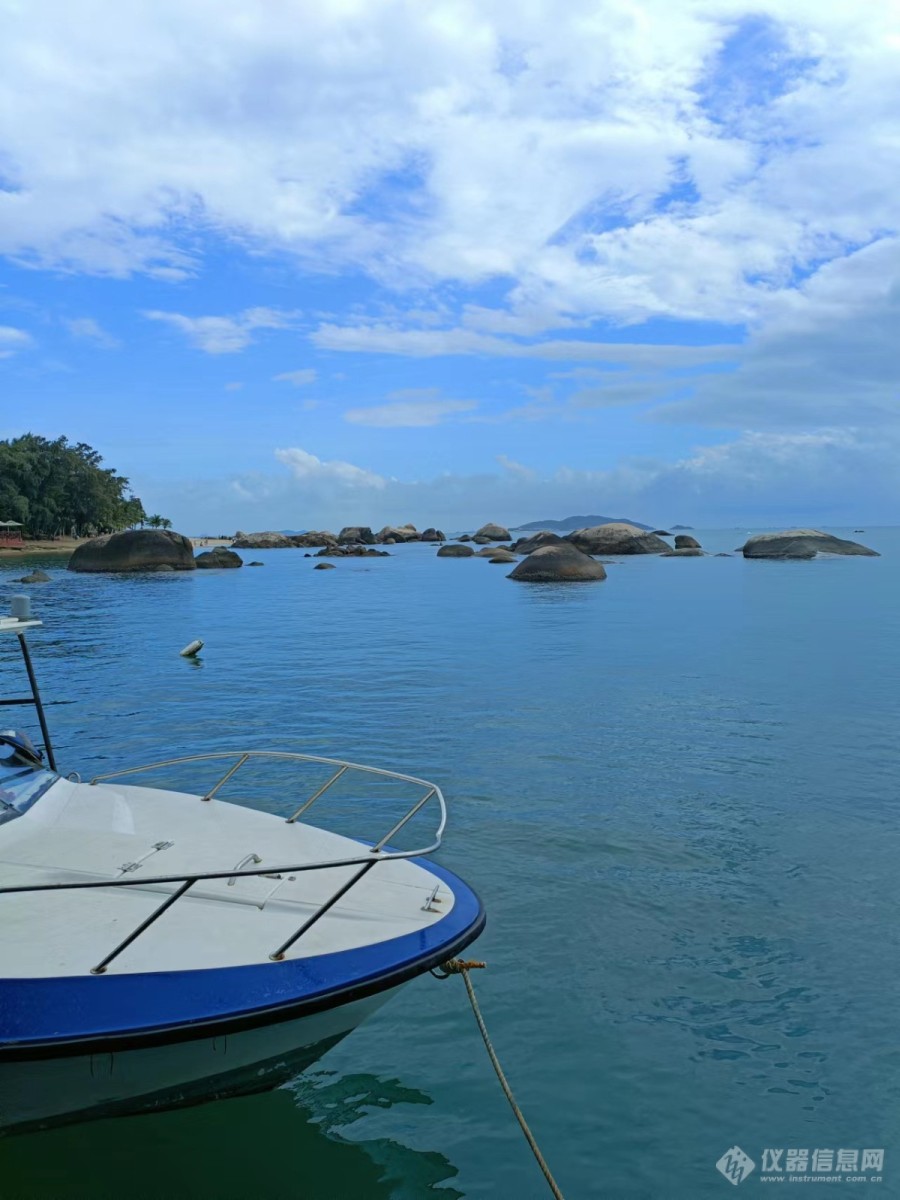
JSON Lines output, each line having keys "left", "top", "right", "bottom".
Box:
{"left": 0, "top": 862, "right": 484, "bottom": 1059}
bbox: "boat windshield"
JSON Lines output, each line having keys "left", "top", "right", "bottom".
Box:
{"left": 0, "top": 748, "right": 56, "bottom": 825}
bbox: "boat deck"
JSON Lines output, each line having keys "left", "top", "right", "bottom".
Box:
{"left": 0, "top": 775, "right": 456, "bottom": 978}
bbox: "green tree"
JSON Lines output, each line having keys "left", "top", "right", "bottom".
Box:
{"left": 0, "top": 434, "right": 159, "bottom": 539}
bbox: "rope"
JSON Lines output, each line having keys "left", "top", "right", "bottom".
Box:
{"left": 433, "top": 958, "right": 566, "bottom": 1200}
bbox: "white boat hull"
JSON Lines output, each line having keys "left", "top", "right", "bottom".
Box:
{"left": 0, "top": 986, "right": 400, "bottom": 1135}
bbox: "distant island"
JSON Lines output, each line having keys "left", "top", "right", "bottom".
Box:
{"left": 510, "top": 514, "right": 653, "bottom": 532}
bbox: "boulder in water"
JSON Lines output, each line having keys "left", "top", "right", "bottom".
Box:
{"left": 338, "top": 526, "right": 375, "bottom": 545}
{"left": 195, "top": 547, "right": 243, "bottom": 568}
{"left": 69, "top": 530, "right": 196, "bottom": 573}
{"left": 17, "top": 569, "right": 51, "bottom": 583}
{"left": 314, "top": 562, "right": 336, "bottom": 570}
{"left": 565, "top": 523, "right": 669, "bottom": 555}
{"left": 475, "top": 522, "right": 510, "bottom": 541}
{"left": 508, "top": 543, "right": 607, "bottom": 582}
{"left": 512, "top": 531, "right": 566, "bottom": 554}
{"left": 741, "top": 530, "right": 879, "bottom": 559}
{"left": 674, "top": 534, "right": 701, "bottom": 549}
{"left": 232, "top": 531, "right": 293, "bottom": 549}
{"left": 660, "top": 548, "right": 705, "bottom": 557}
{"left": 437, "top": 543, "right": 475, "bottom": 557}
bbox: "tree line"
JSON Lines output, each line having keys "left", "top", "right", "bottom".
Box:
{"left": 0, "top": 434, "right": 170, "bottom": 539}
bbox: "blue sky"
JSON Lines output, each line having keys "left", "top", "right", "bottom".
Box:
{"left": 1, "top": 1, "right": 897, "bottom": 533}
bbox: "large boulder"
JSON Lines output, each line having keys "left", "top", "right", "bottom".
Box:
{"left": 338, "top": 526, "right": 375, "bottom": 545}
{"left": 566, "top": 523, "right": 669, "bottom": 555}
{"left": 488, "top": 552, "right": 517, "bottom": 564}
{"left": 674, "top": 534, "right": 701, "bottom": 549}
{"left": 195, "top": 547, "right": 243, "bottom": 568}
{"left": 419, "top": 527, "right": 445, "bottom": 542}
{"left": 512, "top": 531, "right": 566, "bottom": 555}
{"left": 661, "top": 548, "right": 705, "bottom": 557}
{"left": 68, "top": 530, "right": 196, "bottom": 573}
{"left": 232, "top": 531, "right": 293, "bottom": 549}
{"left": 17, "top": 569, "right": 51, "bottom": 583}
{"left": 741, "top": 530, "right": 880, "bottom": 559}
{"left": 509, "top": 542, "right": 607, "bottom": 582}
{"left": 290, "top": 531, "right": 338, "bottom": 548}
{"left": 375, "top": 525, "right": 419, "bottom": 543}
{"left": 437, "top": 543, "right": 475, "bottom": 558}
{"left": 475, "top": 522, "right": 510, "bottom": 541}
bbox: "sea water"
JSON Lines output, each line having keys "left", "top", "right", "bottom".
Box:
{"left": 1, "top": 528, "right": 898, "bottom": 1199}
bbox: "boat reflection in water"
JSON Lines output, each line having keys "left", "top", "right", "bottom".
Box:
{"left": 0, "top": 1068, "right": 463, "bottom": 1200}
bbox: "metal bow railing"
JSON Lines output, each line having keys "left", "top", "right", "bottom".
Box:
{"left": 0, "top": 750, "right": 447, "bottom": 975}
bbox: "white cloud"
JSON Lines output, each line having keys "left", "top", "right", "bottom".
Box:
{"left": 0, "top": 326, "right": 33, "bottom": 358}
{"left": 273, "top": 368, "right": 317, "bottom": 387}
{"left": 62, "top": 316, "right": 120, "bottom": 348}
{"left": 344, "top": 389, "right": 477, "bottom": 427}
{"left": 274, "top": 446, "right": 385, "bottom": 489}
{"left": 312, "top": 322, "right": 738, "bottom": 366}
{"left": 224, "top": 381, "right": 244, "bottom": 391}
{"left": 0, "top": 0, "right": 894, "bottom": 339}
{"left": 143, "top": 307, "right": 297, "bottom": 353}
{"left": 168, "top": 424, "right": 898, "bottom": 533}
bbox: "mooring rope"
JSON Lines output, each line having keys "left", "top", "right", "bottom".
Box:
{"left": 432, "top": 958, "right": 566, "bottom": 1200}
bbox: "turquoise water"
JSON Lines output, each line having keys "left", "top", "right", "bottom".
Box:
{"left": 1, "top": 529, "right": 898, "bottom": 1199}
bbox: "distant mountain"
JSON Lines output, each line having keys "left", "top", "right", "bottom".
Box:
{"left": 510, "top": 514, "right": 653, "bottom": 532}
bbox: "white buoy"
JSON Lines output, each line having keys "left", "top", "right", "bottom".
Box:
{"left": 180, "top": 639, "right": 204, "bottom": 658}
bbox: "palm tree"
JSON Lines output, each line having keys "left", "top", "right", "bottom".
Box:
{"left": 146, "top": 514, "right": 163, "bottom": 529}
{"left": 159, "top": 517, "right": 173, "bottom": 530}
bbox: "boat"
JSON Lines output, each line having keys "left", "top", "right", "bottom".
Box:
{"left": 0, "top": 600, "right": 485, "bottom": 1134}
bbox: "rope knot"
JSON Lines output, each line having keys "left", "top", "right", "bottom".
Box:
{"left": 431, "top": 957, "right": 486, "bottom": 978}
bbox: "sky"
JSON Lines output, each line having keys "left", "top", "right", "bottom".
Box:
{"left": 0, "top": 0, "right": 898, "bottom": 533}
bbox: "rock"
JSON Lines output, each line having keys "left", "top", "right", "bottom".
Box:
{"left": 508, "top": 542, "right": 607, "bottom": 582}
{"left": 652, "top": 530, "right": 672, "bottom": 536}
{"left": 565, "top": 523, "right": 670, "bottom": 555}
{"left": 153, "top": 564, "right": 176, "bottom": 572}
{"left": 375, "top": 525, "right": 418, "bottom": 544}
{"left": 68, "top": 530, "right": 196, "bottom": 573}
{"left": 475, "top": 523, "right": 510, "bottom": 541}
{"left": 248, "top": 561, "right": 264, "bottom": 566}
{"left": 17, "top": 569, "right": 51, "bottom": 583}
{"left": 195, "top": 547, "right": 243, "bottom": 569}
{"left": 290, "top": 531, "right": 338, "bottom": 548}
{"left": 419, "top": 528, "right": 445, "bottom": 542}
{"left": 674, "top": 534, "right": 701, "bottom": 549}
{"left": 338, "top": 526, "right": 375, "bottom": 545}
{"left": 457, "top": 534, "right": 472, "bottom": 542}
{"left": 232, "top": 531, "right": 293, "bottom": 549}
{"left": 660, "top": 548, "right": 705, "bottom": 557}
{"left": 317, "top": 544, "right": 388, "bottom": 558}
{"left": 512, "top": 531, "right": 566, "bottom": 555}
{"left": 475, "top": 546, "right": 501, "bottom": 557}
{"left": 437, "top": 543, "right": 475, "bottom": 558}
{"left": 741, "top": 530, "right": 880, "bottom": 559}
{"left": 714, "top": 553, "right": 732, "bottom": 558}
{"left": 489, "top": 552, "right": 517, "bottom": 564}
{"left": 314, "top": 562, "right": 336, "bottom": 570}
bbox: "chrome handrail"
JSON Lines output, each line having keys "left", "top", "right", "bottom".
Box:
{"left": 0, "top": 749, "right": 448, "bottom": 973}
